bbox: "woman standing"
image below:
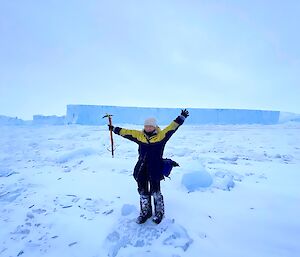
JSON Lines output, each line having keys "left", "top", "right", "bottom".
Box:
{"left": 108, "top": 109, "right": 189, "bottom": 224}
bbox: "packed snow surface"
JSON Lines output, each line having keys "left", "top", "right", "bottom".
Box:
{"left": 1, "top": 123, "right": 300, "bottom": 257}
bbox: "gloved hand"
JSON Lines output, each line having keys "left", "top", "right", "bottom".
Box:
{"left": 181, "top": 109, "right": 189, "bottom": 118}
{"left": 108, "top": 124, "right": 114, "bottom": 131}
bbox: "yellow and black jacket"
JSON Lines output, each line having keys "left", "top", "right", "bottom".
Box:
{"left": 113, "top": 115, "right": 186, "bottom": 181}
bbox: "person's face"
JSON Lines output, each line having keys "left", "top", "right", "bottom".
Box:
{"left": 144, "top": 125, "right": 156, "bottom": 133}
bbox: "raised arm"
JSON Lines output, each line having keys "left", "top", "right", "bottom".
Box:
{"left": 161, "top": 109, "right": 189, "bottom": 142}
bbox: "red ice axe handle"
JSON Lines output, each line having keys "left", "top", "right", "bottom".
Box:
{"left": 102, "top": 114, "right": 115, "bottom": 158}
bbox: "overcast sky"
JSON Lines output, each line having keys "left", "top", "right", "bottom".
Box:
{"left": 1, "top": 0, "right": 299, "bottom": 119}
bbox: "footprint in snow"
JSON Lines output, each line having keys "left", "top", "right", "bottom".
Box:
{"left": 104, "top": 204, "right": 193, "bottom": 257}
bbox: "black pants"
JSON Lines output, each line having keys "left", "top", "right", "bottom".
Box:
{"left": 137, "top": 168, "right": 161, "bottom": 195}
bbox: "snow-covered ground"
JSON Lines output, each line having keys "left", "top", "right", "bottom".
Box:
{"left": 1, "top": 123, "right": 300, "bottom": 257}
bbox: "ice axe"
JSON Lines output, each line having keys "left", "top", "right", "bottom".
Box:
{"left": 102, "top": 113, "right": 115, "bottom": 158}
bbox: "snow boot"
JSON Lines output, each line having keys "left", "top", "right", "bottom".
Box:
{"left": 136, "top": 194, "right": 152, "bottom": 224}
{"left": 152, "top": 192, "right": 164, "bottom": 224}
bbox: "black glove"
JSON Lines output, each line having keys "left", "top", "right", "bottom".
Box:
{"left": 108, "top": 125, "right": 114, "bottom": 131}
{"left": 181, "top": 109, "right": 189, "bottom": 118}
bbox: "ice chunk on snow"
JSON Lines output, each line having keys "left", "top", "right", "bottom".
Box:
{"left": 121, "top": 204, "right": 137, "bottom": 216}
{"left": 213, "top": 174, "right": 235, "bottom": 191}
{"left": 181, "top": 168, "right": 213, "bottom": 191}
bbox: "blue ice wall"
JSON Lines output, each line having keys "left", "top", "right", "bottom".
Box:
{"left": 33, "top": 115, "right": 66, "bottom": 125}
{"left": 66, "top": 105, "right": 280, "bottom": 125}
{"left": 0, "top": 115, "right": 26, "bottom": 125}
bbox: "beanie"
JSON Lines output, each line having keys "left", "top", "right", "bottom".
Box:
{"left": 144, "top": 117, "right": 157, "bottom": 127}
